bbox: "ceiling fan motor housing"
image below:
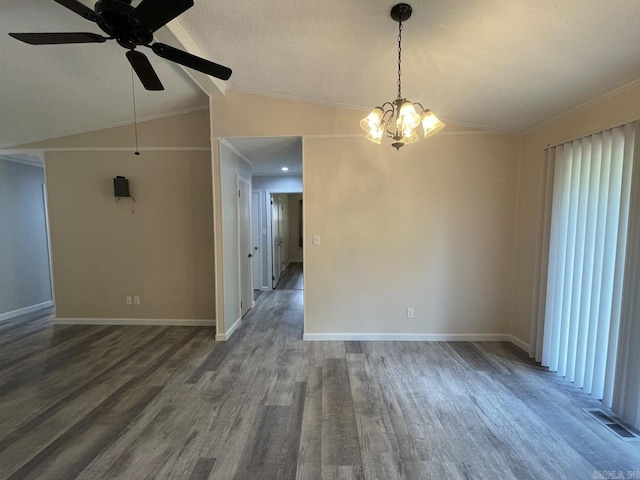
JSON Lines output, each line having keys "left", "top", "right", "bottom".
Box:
{"left": 95, "top": 0, "right": 153, "bottom": 49}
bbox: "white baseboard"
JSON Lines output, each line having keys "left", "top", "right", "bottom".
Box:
{"left": 507, "top": 335, "right": 531, "bottom": 352}
{"left": 260, "top": 286, "right": 270, "bottom": 291}
{"left": 0, "top": 301, "right": 54, "bottom": 322}
{"left": 54, "top": 317, "right": 214, "bottom": 327}
{"left": 302, "top": 332, "right": 525, "bottom": 346}
{"left": 216, "top": 316, "right": 242, "bottom": 341}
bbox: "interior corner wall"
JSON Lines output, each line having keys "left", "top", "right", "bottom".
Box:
{"left": 211, "top": 90, "right": 520, "bottom": 337}
{"left": 219, "top": 142, "right": 252, "bottom": 331}
{"left": 512, "top": 81, "right": 640, "bottom": 346}
{"left": 39, "top": 110, "right": 215, "bottom": 322}
{"left": 0, "top": 159, "right": 52, "bottom": 315}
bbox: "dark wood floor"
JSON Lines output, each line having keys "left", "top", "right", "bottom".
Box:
{"left": 1, "top": 295, "right": 639, "bottom": 479}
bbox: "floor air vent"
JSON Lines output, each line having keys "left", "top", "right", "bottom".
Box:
{"left": 583, "top": 408, "right": 639, "bottom": 441}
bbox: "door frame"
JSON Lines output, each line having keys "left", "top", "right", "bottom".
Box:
{"left": 236, "top": 175, "right": 253, "bottom": 317}
{"left": 271, "top": 194, "right": 282, "bottom": 289}
{"left": 251, "top": 189, "right": 263, "bottom": 292}
{"left": 265, "top": 188, "right": 302, "bottom": 290}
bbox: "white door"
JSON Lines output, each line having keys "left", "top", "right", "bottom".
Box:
{"left": 238, "top": 176, "right": 252, "bottom": 317}
{"left": 251, "top": 191, "right": 261, "bottom": 290}
{"left": 271, "top": 194, "right": 281, "bottom": 288}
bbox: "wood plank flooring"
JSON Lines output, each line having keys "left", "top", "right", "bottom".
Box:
{"left": 276, "top": 263, "right": 303, "bottom": 290}
{"left": 1, "top": 295, "right": 639, "bottom": 479}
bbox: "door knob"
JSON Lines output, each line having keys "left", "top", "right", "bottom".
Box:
{"left": 254, "top": 246, "right": 258, "bottom": 250}
{"left": 248, "top": 253, "right": 253, "bottom": 258}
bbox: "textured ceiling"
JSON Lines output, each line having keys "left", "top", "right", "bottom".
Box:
{"left": 180, "top": 0, "right": 640, "bottom": 132}
{"left": 0, "top": 0, "right": 207, "bottom": 147}
{"left": 225, "top": 137, "right": 302, "bottom": 175}
{"left": 4, "top": 0, "right": 640, "bottom": 147}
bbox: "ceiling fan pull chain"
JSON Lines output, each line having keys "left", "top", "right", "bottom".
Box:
{"left": 130, "top": 64, "right": 141, "bottom": 156}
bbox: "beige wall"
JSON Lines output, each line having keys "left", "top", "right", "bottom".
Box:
{"left": 304, "top": 135, "right": 518, "bottom": 334}
{"left": 212, "top": 92, "right": 520, "bottom": 336}
{"left": 512, "top": 80, "right": 640, "bottom": 344}
{"left": 22, "top": 108, "right": 210, "bottom": 150}
{"left": 12, "top": 81, "right": 639, "bottom": 336}
{"left": 40, "top": 110, "right": 215, "bottom": 321}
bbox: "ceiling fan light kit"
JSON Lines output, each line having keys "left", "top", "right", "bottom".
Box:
{"left": 8, "top": 0, "right": 232, "bottom": 91}
{"left": 361, "top": 3, "right": 445, "bottom": 150}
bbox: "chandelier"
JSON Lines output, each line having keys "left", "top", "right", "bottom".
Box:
{"left": 360, "top": 3, "right": 445, "bottom": 150}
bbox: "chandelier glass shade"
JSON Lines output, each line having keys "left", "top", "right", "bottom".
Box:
{"left": 361, "top": 3, "right": 445, "bottom": 149}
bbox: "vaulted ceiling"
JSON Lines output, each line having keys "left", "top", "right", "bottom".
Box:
{"left": 4, "top": 0, "right": 640, "bottom": 147}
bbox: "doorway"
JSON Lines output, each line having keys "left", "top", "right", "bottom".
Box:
{"left": 251, "top": 190, "right": 261, "bottom": 292}
{"left": 218, "top": 136, "right": 303, "bottom": 338}
{"left": 237, "top": 176, "right": 252, "bottom": 318}
{"left": 0, "top": 151, "right": 55, "bottom": 321}
{"left": 268, "top": 192, "right": 303, "bottom": 290}
{"left": 271, "top": 193, "right": 285, "bottom": 288}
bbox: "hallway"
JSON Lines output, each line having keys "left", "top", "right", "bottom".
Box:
{"left": 276, "top": 262, "right": 303, "bottom": 290}
{"left": 255, "top": 263, "right": 303, "bottom": 303}
{"left": 0, "top": 290, "right": 639, "bottom": 479}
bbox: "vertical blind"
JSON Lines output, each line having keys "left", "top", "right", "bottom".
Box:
{"left": 530, "top": 122, "right": 636, "bottom": 407}
{"left": 613, "top": 127, "right": 640, "bottom": 426}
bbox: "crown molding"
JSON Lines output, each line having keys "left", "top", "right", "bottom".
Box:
{"left": 220, "top": 139, "right": 253, "bottom": 166}
{"left": 0, "top": 154, "right": 43, "bottom": 167}
{"left": 525, "top": 77, "right": 640, "bottom": 134}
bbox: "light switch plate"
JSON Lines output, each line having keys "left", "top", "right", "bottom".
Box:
{"left": 313, "top": 235, "right": 320, "bottom": 245}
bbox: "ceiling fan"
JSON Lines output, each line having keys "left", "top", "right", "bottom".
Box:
{"left": 8, "top": 0, "right": 232, "bottom": 91}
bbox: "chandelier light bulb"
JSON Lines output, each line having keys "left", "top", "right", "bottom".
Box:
{"left": 365, "top": 124, "right": 385, "bottom": 144}
{"left": 396, "top": 101, "right": 420, "bottom": 133}
{"left": 400, "top": 130, "right": 419, "bottom": 145}
{"left": 360, "top": 107, "right": 384, "bottom": 134}
{"left": 421, "top": 109, "right": 446, "bottom": 138}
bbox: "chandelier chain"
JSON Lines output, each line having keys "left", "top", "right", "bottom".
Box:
{"left": 397, "top": 20, "right": 403, "bottom": 100}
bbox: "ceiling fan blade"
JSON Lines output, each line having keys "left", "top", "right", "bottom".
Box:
{"left": 54, "top": 0, "right": 96, "bottom": 22}
{"left": 8, "top": 32, "right": 107, "bottom": 45}
{"left": 126, "top": 50, "right": 164, "bottom": 91}
{"left": 151, "top": 43, "right": 232, "bottom": 81}
{"left": 133, "top": 0, "right": 194, "bottom": 32}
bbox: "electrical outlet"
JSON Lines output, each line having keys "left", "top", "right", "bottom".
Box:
{"left": 407, "top": 307, "right": 414, "bottom": 318}
{"left": 134, "top": 296, "right": 141, "bottom": 306}
{"left": 126, "top": 296, "right": 132, "bottom": 305}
